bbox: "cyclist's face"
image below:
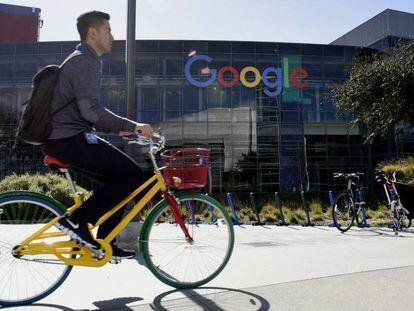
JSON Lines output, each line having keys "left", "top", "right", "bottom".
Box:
{"left": 92, "top": 20, "right": 114, "bottom": 55}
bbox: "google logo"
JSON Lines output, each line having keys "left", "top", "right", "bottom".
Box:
{"left": 185, "top": 54, "right": 309, "bottom": 97}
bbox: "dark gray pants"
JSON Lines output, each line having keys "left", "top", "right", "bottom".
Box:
{"left": 44, "top": 132, "right": 143, "bottom": 239}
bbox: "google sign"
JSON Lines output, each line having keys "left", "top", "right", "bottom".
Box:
{"left": 185, "top": 54, "right": 309, "bottom": 97}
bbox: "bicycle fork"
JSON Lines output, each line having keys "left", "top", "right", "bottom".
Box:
{"left": 163, "top": 191, "right": 194, "bottom": 243}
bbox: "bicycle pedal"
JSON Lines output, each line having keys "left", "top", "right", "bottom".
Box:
{"left": 109, "top": 257, "right": 122, "bottom": 264}
{"left": 91, "top": 249, "right": 105, "bottom": 260}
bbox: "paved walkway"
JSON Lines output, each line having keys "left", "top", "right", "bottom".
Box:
{"left": 11, "top": 226, "right": 414, "bottom": 310}
{"left": 130, "top": 265, "right": 414, "bottom": 311}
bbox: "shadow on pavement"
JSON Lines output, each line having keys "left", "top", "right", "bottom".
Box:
{"left": 93, "top": 297, "right": 143, "bottom": 310}
{"left": 151, "top": 287, "right": 271, "bottom": 311}
{"left": 0, "top": 303, "right": 76, "bottom": 310}
{"left": 344, "top": 227, "right": 414, "bottom": 237}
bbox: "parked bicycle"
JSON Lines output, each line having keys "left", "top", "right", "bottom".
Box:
{"left": 375, "top": 171, "right": 411, "bottom": 234}
{"left": 332, "top": 172, "right": 367, "bottom": 232}
{"left": 0, "top": 132, "right": 235, "bottom": 306}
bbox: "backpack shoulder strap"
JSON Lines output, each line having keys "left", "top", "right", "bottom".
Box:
{"left": 52, "top": 51, "right": 83, "bottom": 116}
{"left": 59, "top": 50, "right": 82, "bottom": 68}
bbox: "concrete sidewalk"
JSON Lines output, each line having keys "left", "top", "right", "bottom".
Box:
{"left": 130, "top": 265, "right": 414, "bottom": 311}
{"left": 15, "top": 225, "right": 414, "bottom": 310}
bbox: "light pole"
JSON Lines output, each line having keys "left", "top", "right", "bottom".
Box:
{"left": 126, "top": 0, "right": 136, "bottom": 121}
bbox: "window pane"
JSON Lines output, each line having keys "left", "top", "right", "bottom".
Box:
{"left": 137, "top": 41, "right": 158, "bottom": 52}
{"left": 0, "top": 56, "right": 14, "bottom": 80}
{"left": 159, "top": 41, "right": 182, "bottom": 52}
{"left": 15, "top": 43, "right": 37, "bottom": 55}
{"left": 208, "top": 41, "right": 231, "bottom": 53}
{"left": 183, "top": 41, "right": 208, "bottom": 54}
{"left": 278, "top": 43, "right": 300, "bottom": 55}
{"left": 136, "top": 53, "right": 158, "bottom": 75}
{"left": 324, "top": 46, "right": 344, "bottom": 57}
{"left": 159, "top": 53, "right": 182, "bottom": 75}
{"left": 183, "top": 86, "right": 206, "bottom": 111}
{"left": 15, "top": 55, "right": 37, "bottom": 78}
{"left": 232, "top": 41, "right": 254, "bottom": 53}
{"left": 255, "top": 42, "right": 278, "bottom": 54}
{"left": 301, "top": 44, "right": 322, "bottom": 56}
{"left": 109, "top": 53, "right": 125, "bottom": 75}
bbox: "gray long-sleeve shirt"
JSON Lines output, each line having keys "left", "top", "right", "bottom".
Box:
{"left": 48, "top": 42, "right": 136, "bottom": 139}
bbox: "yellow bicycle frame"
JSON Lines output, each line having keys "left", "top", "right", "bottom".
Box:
{"left": 15, "top": 170, "right": 167, "bottom": 267}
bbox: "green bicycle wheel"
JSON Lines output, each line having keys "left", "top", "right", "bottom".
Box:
{"left": 140, "top": 192, "right": 234, "bottom": 289}
{"left": 0, "top": 191, "right": 72, "bottom": 307}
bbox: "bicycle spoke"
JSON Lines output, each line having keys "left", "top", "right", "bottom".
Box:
{"left": 143, "top": 195, "right": 234, "bottom": 288}
{"left": 0, "top": 196, "right": 72, "bottom": 305}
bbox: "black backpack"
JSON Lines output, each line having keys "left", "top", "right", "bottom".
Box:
{"left": 16, "top": 51, "right": 81, "bottom": 145}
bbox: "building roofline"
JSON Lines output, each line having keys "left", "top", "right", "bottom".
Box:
{"left": 330, "top": 8, "right": 414, "bottom": 45}
{"left": 0, "top": 38, "right": 363, "bottom": 50}
{"left": 0, "top": 3, "right": 40, "bottom": 16}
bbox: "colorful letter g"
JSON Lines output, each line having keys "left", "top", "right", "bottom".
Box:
{"left": 185, "top": 55, "right": 217, "bottom": 87}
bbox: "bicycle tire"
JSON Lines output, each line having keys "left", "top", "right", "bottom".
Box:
{"left": 404, "top": 216, "right": 412, "bottom": 229}
{"left": 355, "top": 207, "right": 363, "bottom": 226}
{"left": 332, "top": 192, "right": 355, "bottom": 232}
{"left": 0, "top": 191, "right": 72, "bottom": 306}
{"left": 140, "top": 192, "right": 234, "bottom": 289}
{"left": 397, "top": 208, "right": 412, "bottom": 230}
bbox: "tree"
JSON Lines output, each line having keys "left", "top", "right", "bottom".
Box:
{"left": 332, "top": 41, "right": 414, "bottom": 142}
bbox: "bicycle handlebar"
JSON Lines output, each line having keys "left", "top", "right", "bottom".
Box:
{"left": 124, "top": 129, "right": 166, "bottom": 154}
{"left": 333, "top": 172, "right": 364, "bottom": 179}
{"left": 375, "top": 170, "right": 398, "bottom": 184}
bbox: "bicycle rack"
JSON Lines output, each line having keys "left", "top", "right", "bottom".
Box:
{"left": 184, "top": 201, "right": 202, "bottom": 225}
{"left": 250, "top": 192, "right": 263, "bottom": 226}
{"left": 207, "top": 203, "right": 218, "bottom": 224}
{"left": 204, "top": 193, "right": 218, "bottom": 225}
{"left": 328, "top": 190, "right": 336, "bottom": 227}
{"left": 226, "top": 192, "right": 243, "bottom": 225}
{"left": 357, "top": 189, "right": 370, "bottom": 228}
{"left": 275, "top": 192, "right": 289, "bottom": 226}
{"left": 301, "top": 191, "right": 315, "bottom": 227}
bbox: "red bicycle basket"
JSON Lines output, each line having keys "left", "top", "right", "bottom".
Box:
{"left": 161, "top": 148, "right": 210, "bottom": 190}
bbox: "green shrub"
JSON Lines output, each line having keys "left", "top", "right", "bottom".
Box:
{"left": 0, "top": 173, "right": 92, "bottom": 207}
{"left": 377, "top": 157, "right": 414, "bottom": 184}
{"left": 261, "top": 203, "right": 278, "bottom": 223}
{"left": 288, "top": 214, "right": 300, "bottom": 224}
{"left": 248, "top": 213, "right": 257, "bottom": 221}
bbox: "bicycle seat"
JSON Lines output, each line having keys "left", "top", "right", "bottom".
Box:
{"left": 44, "top": 155, "right": 70, "bottom": 169}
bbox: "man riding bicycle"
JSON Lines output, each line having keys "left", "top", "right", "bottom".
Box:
{"left": 44, "top": 11, "right": 152, "bottom": 260}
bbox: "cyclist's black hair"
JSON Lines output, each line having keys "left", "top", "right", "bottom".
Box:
{"left": 77, "top": 11, "right": 110, "bottom": 41}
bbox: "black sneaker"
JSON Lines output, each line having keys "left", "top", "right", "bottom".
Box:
{"left": 111, "top": 244, "right": 135, "bottom": 260}
{"left": 55, "top": 215, "right": 104, "bottom": 258}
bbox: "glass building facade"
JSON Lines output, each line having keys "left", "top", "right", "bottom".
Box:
{"left": 0, "top": 40, "right": 413, "bottom": 193}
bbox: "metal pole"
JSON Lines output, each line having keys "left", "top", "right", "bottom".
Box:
{"left": 357, "top": 189, "right": 369, "bottom": 228}
{"left": 226, "top": 192, "right": 242, "bottom": 225}
{"left": 275, "top": 192, "right": 288, "bottom": 226}
{"left": 250, "top": 192, "right": 263, "bottom": 226}
{"left": 126, "top": 0, "right": 136, "bottom": 120}
{"left": 328, "top": 190, "right": 336, "bottom": 227}
{"left": 301, "top": 191, "right": 314, "bottom": 227}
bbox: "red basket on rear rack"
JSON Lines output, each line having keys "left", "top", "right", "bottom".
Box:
{"left": 161, "top": 148, "right": 210, "bottom": 190}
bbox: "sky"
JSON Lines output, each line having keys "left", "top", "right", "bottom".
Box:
{"left": 2, "top": 0, "right": 414, "bottom": 44}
